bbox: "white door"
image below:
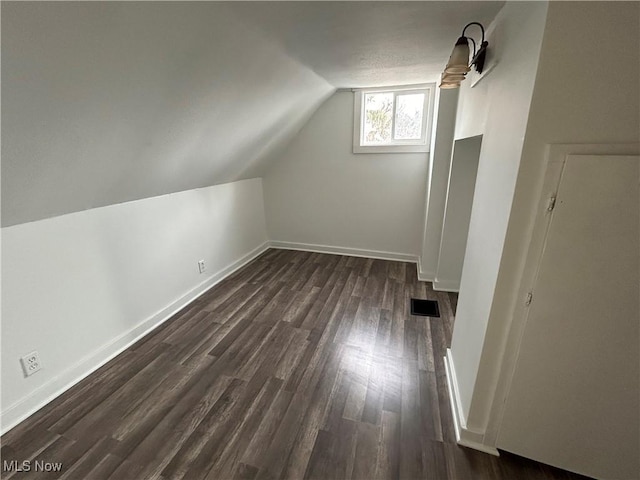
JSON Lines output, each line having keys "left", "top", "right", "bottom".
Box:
{"left": 497, "top": 155, "right": 639, "bottom": 480}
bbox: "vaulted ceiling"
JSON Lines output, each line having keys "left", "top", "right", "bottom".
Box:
{"left": 1, "top": 1, "right": 503, "bottom": 226}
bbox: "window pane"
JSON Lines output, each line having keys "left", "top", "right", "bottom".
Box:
{"left": 363, "top": 92, "right": 393, "bottom": 144}
{"left": 394, "top": 93, "right": 424, "bottom": 140}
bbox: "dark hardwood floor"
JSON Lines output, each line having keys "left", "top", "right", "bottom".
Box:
{"left": 1, "top": 249, "right": 592, "bottom": 480}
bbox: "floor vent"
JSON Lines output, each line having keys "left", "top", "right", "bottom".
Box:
{"left": 410, "top": 299, "right": 440, "bottom": 317}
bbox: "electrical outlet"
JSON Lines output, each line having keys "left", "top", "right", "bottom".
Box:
{"left": 20, "top": 351, "right": 42, "bottom": 377}
{"left": 198, "top": 260, "right": 206, "bottom": 274}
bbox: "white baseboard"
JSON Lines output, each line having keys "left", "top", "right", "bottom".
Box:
{"left": 417, "top": 257, "right": 435, "bottom": 282}
{"left": 269, "top": 240, "right": 418, "bottom": 264}
{"left": 0, "top": 241, "right": 270, "bottom": 435}
{"left": 444, "top": 348, "right": 499, "bottom": 456}
{"left": 433, "top": 278, "right": 460, "bottom": 293}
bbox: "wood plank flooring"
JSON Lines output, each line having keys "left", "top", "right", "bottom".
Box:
{"left": 1, "top": 249, "right": 592, "bottom": 480}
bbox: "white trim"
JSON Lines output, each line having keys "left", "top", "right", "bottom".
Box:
{"left": 433, "top": 278, "right": 460, "bottom": 292}
{"left": 353, "top": 144, "right": 431, "bottom": 155}
{"left": 351, "top": 83, "right": 435, "bottom": 93}
{"left": 269, "top": 240, "right": 417, "bottom": 264}
{"left": 444, "top": 349, "right": 500, "bottom": 456}
{"left": 417, "top": 257, "right": 435, "bottom": 282}
{"left": 444, "top": 348, "right": 468, "bottom": 435}
{"left": 0, "top": 241, "right": 270, "bottom": 435}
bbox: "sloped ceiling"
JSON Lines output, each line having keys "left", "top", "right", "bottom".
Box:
{"left": 1, "top": 1, "right": 503, "bottom": 226}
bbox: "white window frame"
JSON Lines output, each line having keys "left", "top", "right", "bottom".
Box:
{"left": 353, "top": 84, "right": 435, "bottom": 154}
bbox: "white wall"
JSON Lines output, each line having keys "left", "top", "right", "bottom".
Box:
{"left": 434, "top": 135, "right": 482, "bottom": 292}
{"left": 1, "top": 179, "right": 268, "bottom": 432}
{"left": 448, "top": 2, "right": 640, "bottom": 471}
{"left": 448, "top": 0, "right": 549, "bottom": 424}
{"left": 419, "top": 89, "right": 458, "bottom": 279}
{"left": 263, "top": 91, "right": 429, "bottom": 259}
{"left": 2, "top": 2, "right": 333, "bottom": 227}
{"left": 481, "top": 0, "right": 640, "bottom": 469}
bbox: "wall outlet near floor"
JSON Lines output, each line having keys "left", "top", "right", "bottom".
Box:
{"left": 198, "top": 260, "right": 206, "bottom": 274}
{"left": 20, "top": 351, "right": 42, "bottom": 377}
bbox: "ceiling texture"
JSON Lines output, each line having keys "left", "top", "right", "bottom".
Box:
{"left": 1, "top": 1, "right": 503, "bottom": 226}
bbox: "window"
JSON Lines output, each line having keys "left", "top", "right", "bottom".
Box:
{"left": 353, "top": 85, "right": 434, "bottom": 154}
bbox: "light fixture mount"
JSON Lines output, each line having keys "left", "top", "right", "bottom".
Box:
{"left": 463, "top": 22, "right": 488, "bottom": 74}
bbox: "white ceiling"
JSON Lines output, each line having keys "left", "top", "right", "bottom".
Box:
{"left": 2, "top": 2, "right": 503, "bottom": 226}
{"left": 228, "top": 2, "right": 505, "bottom": 87}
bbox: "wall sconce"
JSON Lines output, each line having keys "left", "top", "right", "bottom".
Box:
{"left": 439, "top": 22, "right": 489, "bottom": 89}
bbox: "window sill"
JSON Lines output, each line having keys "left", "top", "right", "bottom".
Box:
{"left": 353, "top": 144, "right": 430, "bottom": 154}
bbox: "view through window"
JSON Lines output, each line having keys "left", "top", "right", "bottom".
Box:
{"left": 354, "top": 85, "right": 433, "bottom": 153}
{"left": 363, "top": 92, "right": 424, "bottom": 144}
